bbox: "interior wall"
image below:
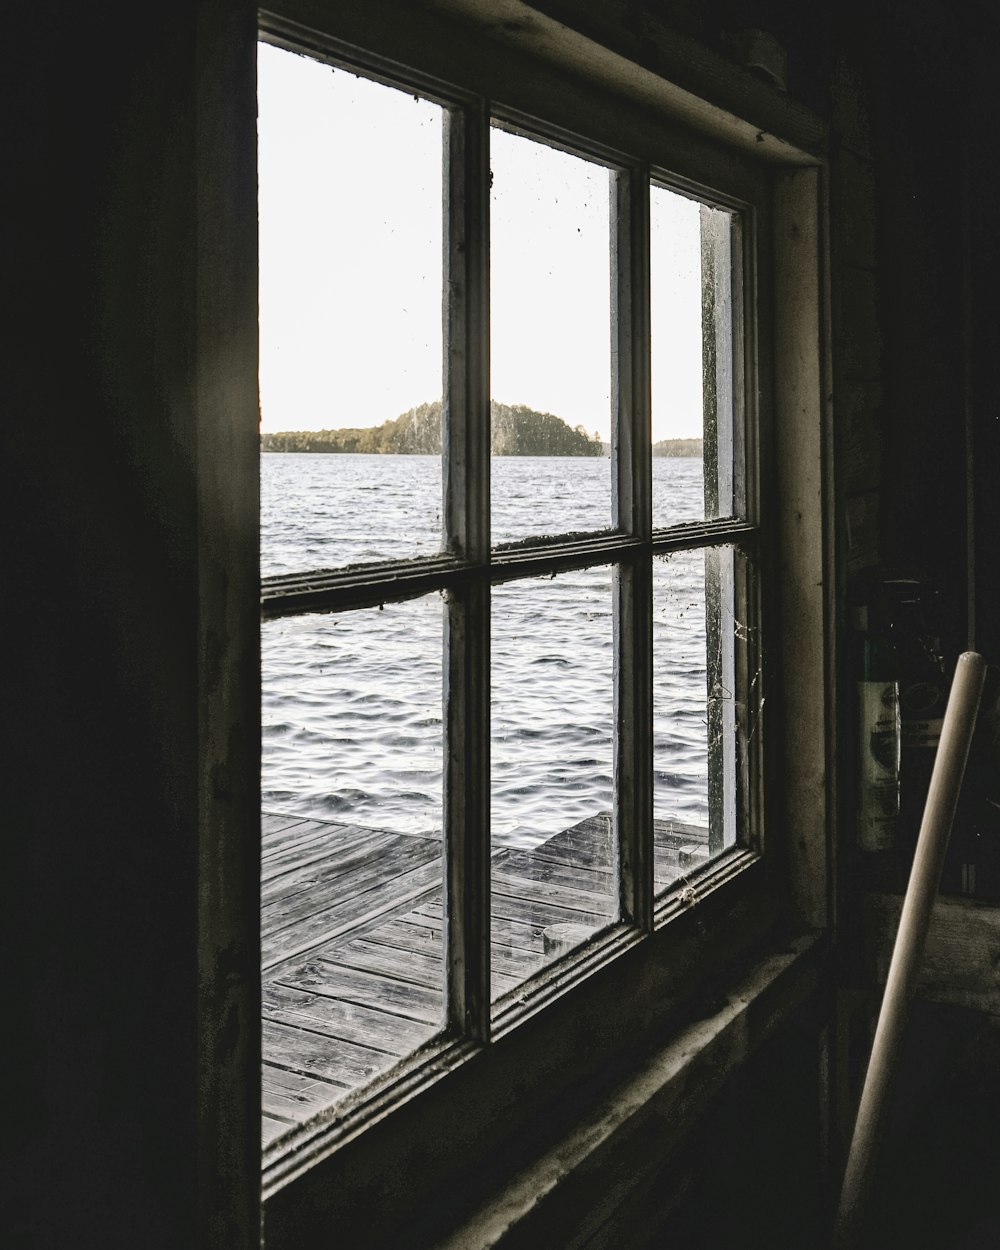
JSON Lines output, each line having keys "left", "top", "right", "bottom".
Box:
{"left": 493, "top": 1007, "right": 829, "bottom": 1250}
{"left": 5, "top": 2, "right": 258, "bottom": 1246}
{"left": 870, "top": 5, "right": 967, "bottom": 651}
{"left": 650, "top": 1016, "right": 828, "bottom": 1250}
{"left": 966, "top": 32, "right": 1000, "bottom": 671}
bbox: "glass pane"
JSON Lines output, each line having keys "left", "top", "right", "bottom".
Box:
{"left": 490, "top": 127, "right": 612, "bottom": 544}
{"left": 258, "top": 43, "right": 444, "bottom": 576}
{"left": 261, "top": 597, "right": 444, "bottom": 1143}
{"left": 650, "top": 184, "right": 735, "bottom": 527}
{"left": 653, "top": 547, "right": 738, "bottom": 895}
{"left": 491, "top": 568, "right": 616, "bottom": 1000}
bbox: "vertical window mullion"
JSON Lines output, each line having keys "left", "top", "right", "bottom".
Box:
{"left": 443, "top": 100, "right": 491, "bottom": 1041}
{"left": 612, "top": 165, "right": 653, "bottom": 932}
{"left": 701, "top": 209, "right": 734, "bottom": 857}
{"left": 731, "top": 212, "right": 761, "bottom": 857}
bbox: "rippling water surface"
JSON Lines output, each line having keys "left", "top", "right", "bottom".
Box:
{"left": 262, "top": 454, "right": 711, "bottom": 847}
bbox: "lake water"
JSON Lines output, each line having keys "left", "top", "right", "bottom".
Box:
{"left": 262, "top": 454, "right": 715, "bottom": 848}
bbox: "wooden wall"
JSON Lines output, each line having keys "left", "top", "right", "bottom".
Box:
{"left": 4, "top": 2, "right": 259, "bottom": 1246}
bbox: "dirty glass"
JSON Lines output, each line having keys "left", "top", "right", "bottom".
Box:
{"left": 652, "top": 546, "right": 738, "bottom": 895}
{"left": 490, "top": 126, "right": 613, "bottom": 545}
{"left": 490, "top": 568, "right": 616, "bottom": 1001}
{"left": 260, "top": 597, "right": 444, "bottom": 1145}
{"left": 651, "top": 185, "right": 735, "bottom": 528}
{"left": 258, "top": 42, "right": 444, "bottom": 577}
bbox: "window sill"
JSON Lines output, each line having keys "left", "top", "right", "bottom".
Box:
{"left": 262, "top": 853, "right": 797, "bottom": 1248}
{"left": 263, "top": 847, "right": 762, "bottom": 1195}
{"left": 430, "top": 929, "right": 825, "bottom": 1250}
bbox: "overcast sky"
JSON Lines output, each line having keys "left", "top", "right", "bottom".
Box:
{"left": 257, "top": 41, "right": 706, "bottom": 442}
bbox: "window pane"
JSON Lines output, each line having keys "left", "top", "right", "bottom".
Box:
{"left": 490, "top": 127, "right": 612, "bottom": 544}
{"left": 258, "top": 43, "right": 444, "bottom": 576}
{"left": 491, "top": 568, "right": 616, "bottom": 1000}
{"left": 261, "top": 598, "right": 444, "bottom": 1143}
{"left": 261, "top": 453, "right": 443, "bottom": 577}
{"left": 653, "top": 547, "right": 738, "bottom": 895}
{"left": 650, "top": 185, "right": 735, "bottom": 527}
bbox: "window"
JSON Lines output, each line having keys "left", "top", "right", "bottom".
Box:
{"left": 260, "top": 31, "right": 763, "bottom": 1144}
{"left": 254, "top": 6, "right": 828, "bottom": 1240}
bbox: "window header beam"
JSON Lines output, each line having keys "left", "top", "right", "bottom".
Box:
{"left": 261, "top": 0, "right": 825, "bottom": 170}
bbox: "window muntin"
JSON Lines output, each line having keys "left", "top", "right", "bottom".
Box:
{"left": 258, "top": 36, "right": 761, "bottom": 1155}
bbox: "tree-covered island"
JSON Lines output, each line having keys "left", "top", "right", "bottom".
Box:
{"left": 261, "top": 399, "right": 703, "bottom": 458}
{"left": 651, "top": 437, "right": 703, "bottom": 457}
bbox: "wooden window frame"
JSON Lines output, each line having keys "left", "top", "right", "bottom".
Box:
{"left": 253, "top": 5, "right": 833, "bottom": 1246}
{"left": 259, "top": 26, "right": 760, "bottom": 1070}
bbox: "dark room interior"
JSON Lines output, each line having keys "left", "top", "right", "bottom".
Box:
{"left": 6, "top": 2, "right": 1000, "bottom": 1247}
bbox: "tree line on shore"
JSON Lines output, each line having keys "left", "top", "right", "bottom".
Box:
{"left": 651, "top": 437, "right": 703, "bottom": 457}
{"left": 261, "top": 400, "right": 703, "bottom": 458}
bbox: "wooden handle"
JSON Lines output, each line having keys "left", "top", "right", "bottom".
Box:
{"left": 833, "top": 651, "right": 987, "bottom": 1247}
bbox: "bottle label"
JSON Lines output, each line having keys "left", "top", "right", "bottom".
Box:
{"left": 858, "top": 680, "right": 900, "bottom": 851}
{"left": 901, "top": 717, "right": 944, "bottom": 750}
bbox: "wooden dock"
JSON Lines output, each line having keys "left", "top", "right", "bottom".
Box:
{"left": 261, "top": 811, "right": 709, "bottom": 1144}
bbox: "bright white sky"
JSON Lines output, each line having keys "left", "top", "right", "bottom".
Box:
{"left": 257, "top": 42, "right": 705, "bottom": 441}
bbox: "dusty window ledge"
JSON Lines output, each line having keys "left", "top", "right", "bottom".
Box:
{"left": 430, "top": 930, "right": 824, "bottom": 1250}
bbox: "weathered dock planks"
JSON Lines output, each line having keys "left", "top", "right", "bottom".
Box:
{"left": 261, "top": 810, "right": 709, "bottom": 1140}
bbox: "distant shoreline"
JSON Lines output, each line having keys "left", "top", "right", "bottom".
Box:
{"left": 260, "top": 443, "right": 704, "bottom": 457}
{"left": 261, "top": 399, "right": 702, "bottom": 458}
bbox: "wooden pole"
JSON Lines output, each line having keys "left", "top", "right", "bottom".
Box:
{"left": 833, "top": 651, "right": 987, "bottom": 1247}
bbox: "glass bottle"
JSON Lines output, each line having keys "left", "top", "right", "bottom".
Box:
{"left": 855, "top": 604, "right": 901, "bottom": 853}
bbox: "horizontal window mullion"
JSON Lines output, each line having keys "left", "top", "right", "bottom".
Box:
{"left": 260, "top": 557, "right": 475, "bottom": 619}
{"left": 490, "top": 519, "right": 759, "bottom": 578}
{"left": 259, "top": 521, "right": 761, "bottom": 618}
{"left": 490, "top": 534, "right": 641, "bottom": 582}
{"left": 651, "top": 518, "right": 757, "bottom": 552}
{"left": 494, "top": 519, "right": 756, "bottom": 570}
